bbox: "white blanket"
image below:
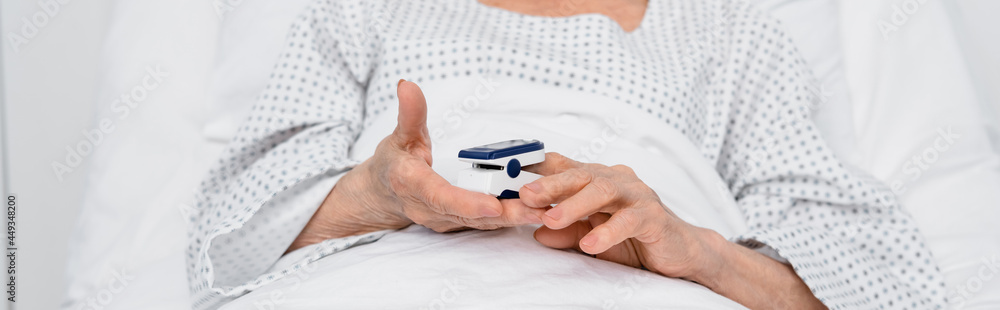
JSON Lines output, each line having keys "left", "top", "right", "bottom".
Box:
{"left": 222, "top": 226, "right": 743, "bottom": 310}
{"left": 222, "top": 78, "right": 748, "bottom": 309}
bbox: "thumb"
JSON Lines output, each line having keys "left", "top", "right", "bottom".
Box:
{"left": 394, "top": 79, "right": 432, "bottom": 162}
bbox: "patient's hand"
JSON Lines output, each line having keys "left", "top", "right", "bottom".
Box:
{"left": 288, "top": 80, "right": 544, "bottom": 252}
{"left": 521, "top": 153, "right": 825, "bottom": 309}
{"left": 519, "top": 153, "right": 716, "bottom": 278}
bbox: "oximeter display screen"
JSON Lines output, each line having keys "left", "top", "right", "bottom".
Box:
{"left": 471, "top": 139, "right": 537, "bottom": 151}
{"left": 458, "top": 139, "right": 544, "bottom": 160}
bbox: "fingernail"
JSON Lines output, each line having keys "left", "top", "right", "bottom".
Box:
{"left": 523, "top": 182, "right": 541, "bottom": 193}
{"left": 398, "top": 79, "right": 406, "bottom": 87}
{"left": 525, "top": 213, "right": 543, "bottom": 224}
{"left": 544, "top": 207, "right": 562, "bottom": 221}
{"left": 482, "top": 207, "right": 502, "bottom": 217}
{"left": 581, "top": 234, "right": 598, "bottom": 247}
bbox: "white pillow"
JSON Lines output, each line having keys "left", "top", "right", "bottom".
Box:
{"left": 63, "top": 0, "right": 221, "bottom": 308}
{"left": 839, "top": 0, "right": 1000, "bottom": 308}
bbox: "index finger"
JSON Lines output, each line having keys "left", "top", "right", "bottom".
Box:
{"left": 409, "top": 163, "right": 504, "bottom": 218}
{"left": 522, "top": 152, "right": 584, "bottom": 176}
{"left": 448, "top": 198, "right": 546, "bottom": 229}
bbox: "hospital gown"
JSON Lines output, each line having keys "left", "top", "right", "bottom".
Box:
{"left": 186, "top": 0, "right": 948, "bottom": 309}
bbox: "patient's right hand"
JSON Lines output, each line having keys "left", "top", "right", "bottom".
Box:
{"left": 287, "top": 80, "right": 545, "bottom": 252}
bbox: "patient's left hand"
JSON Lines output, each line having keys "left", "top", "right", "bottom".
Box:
{"left": 522, "top": 153, "right": 826, "bottom": 309}
{"left": 519, "top": 153, "right": 727, "bottom": 282}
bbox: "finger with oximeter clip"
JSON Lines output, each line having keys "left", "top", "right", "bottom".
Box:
{"left": 456, "top": 139, "right": 545, "bottom": 199}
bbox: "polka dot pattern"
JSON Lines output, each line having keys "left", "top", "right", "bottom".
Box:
{"left": 186, "top": 0, "right": 946, "bottom": 309}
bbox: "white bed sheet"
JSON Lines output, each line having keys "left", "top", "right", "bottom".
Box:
{"left": 62, "top": 0, "right": 1000, "bottom": 309}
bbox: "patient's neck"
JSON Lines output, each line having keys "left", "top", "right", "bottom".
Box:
{"left": 477, "top": 0, "right": 648, "bottom": 32}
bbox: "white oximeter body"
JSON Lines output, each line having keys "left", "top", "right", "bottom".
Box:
{"left": 456, "top": 139, "right": 545, "bottom": 198}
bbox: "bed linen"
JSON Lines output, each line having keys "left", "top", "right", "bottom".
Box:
{"left": 223, "top": 226, "right": 745, "bottom": 310}
{"left": 61, "top": 0, "right": 1000, "bottom": 309}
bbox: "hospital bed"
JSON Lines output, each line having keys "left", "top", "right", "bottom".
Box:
{"left": 62, "top": 0, "right": 1000, "bottom": 308}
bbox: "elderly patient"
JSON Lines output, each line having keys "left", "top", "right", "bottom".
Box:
{"left": 186, "top": 0, "right": 946, "bottom": 309}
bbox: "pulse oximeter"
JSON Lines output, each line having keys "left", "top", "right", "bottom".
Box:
{"left": 456, "top": 139, "right": 545, "bottom": 199}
